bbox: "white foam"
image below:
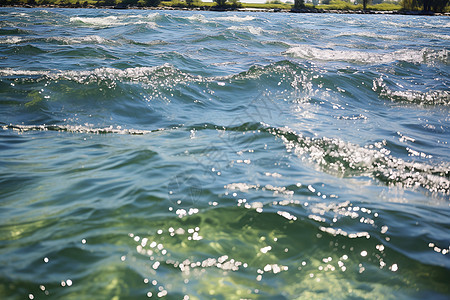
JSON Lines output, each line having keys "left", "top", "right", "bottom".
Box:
{"left": 381, "top": 20, "right": 450, "bottom": 29}
{"left": 334, "top": 32, "right": 400, "bottom": 40}
{"left": 185, "top": 14, "right": 209, "bottom": 23}
{"left": 70, "top": 15, "right": 157, "bottom": 28}
{"left": 0, "top": 69, "right": 51, "bottom": 76}
{"left": 285, "top": 45, "right": 449, "bottom": 65}
{"left": 70, "top": 16, "right": 120, "bottom": 27}
{"left": 424, "top": 33, "right": 450, "bottom": 40}
{"left": 65, "top": 35, "right": 110, "bottom": 44}
{"left": 373, "top": 77, "right": 450, "bottom": 106}
{"left": 215, "top": 15, "right": 255, "bottom": 22}
{"left": 0, "top": 35, "right": 117, "bottom": 46}
{"left": 271, "top": 126, "right": 450, "bottom": 195}
{"left": 3, "top": 124, "right": 152, "bottom": 135}
{"left": 0, "top": 64, "right": 189, "bottom": 83}
{"left": 228, "top": 25, "right": 264, "bottom": 36}
{"left": 50, "top": 35, "right": 115, "bottom": 45}
{"left": 144, "top": 12, "right": 161, "bottom": 21}
{"left": 0, "top": 36, "right": 24, "bottom": 44}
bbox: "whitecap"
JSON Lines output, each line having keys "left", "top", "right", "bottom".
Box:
{"left": 284, "top": 45, "right": 449, "bottom": 65}
{"left": 0, "top": 36, "right": 24, "bottom": 44}
{"left": 185, "top": 14, "right": 209, "bottom": 23}
{"left": 228, "top": 25, "right": 264, "bottom": 36}
{"left": 373, "top": 77, "right": 450, "bottom": 106}
{"left": 334, "top": 32, "right": 401, "bottom": 41}
{"left": 270, "top": 125, "right": 450, "bottom": 196}
{"left": 70, "top": 16, "right": 120, "bottom": 27}
{"left": 0, "top": 64, "right": 202, "bottom": 92}
{"left": 70, "top": 15, "right": 157, "bottom": 28}
{"left": 48, "top": 35, "right": 115, "bottom": 45}
{"left": 215, "top": 15, "right": 255, "bottom": 22}
{"left": 3, "top": 124, "right": 152, "bottom": 135}
{"left": 0, "top": 69, "right": 51, "bottom": 76}
{"left": 0, "top": 35, "right": 116, "bottom": 45}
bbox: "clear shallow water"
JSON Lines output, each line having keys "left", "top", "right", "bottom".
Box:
{"left": 0, "top": 7, "right": 449, "bottom": 299}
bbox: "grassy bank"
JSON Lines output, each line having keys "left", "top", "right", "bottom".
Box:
{"left": 154, "top": 0, "right": 403, "bottom": 11}
{"left": 315, "top": 1, "right": 402, "bottom": 11}
{"left": 2, "top": 0, "right": 448, "bottom": 13}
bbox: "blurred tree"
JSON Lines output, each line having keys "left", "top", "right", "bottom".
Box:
{"left": 229, "top": 0, "right": 241, "bottom": 7}
{"left": 144, "top": 0, "right": 160, "bottom": 6}
{"left": 214, "top": 0, "right": 227, "bottom": 6}
{"left": 402, "top": 0, "right": 448, "bottom": 11}
{"left": 426, "top": 0, "right": 449, "bottom": 11}
{"left": 122, "top": 0, "right": 139, "bottom": 6}
{"left": 294, "top": 0, "right": 304, "bottom": 8}
{"left": 101, "top": 0, "right": 116, "bottom": 5}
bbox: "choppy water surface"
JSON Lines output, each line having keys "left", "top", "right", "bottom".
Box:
{"left": 0, "top": 7, "right": 449, "bottom": 299}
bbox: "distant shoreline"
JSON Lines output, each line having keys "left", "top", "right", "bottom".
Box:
{"left": 2, "top": 4, "right": 449, "bottom": 16}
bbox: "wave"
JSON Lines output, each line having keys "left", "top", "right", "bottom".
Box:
{"left": 0, "top": 35, "right": 170, "bottom": 48}
{"left": 227, "top": 25, "right": 265, "bottom": 36}
{"left": 373, "top": 77, "right": 450, "bottom": 106}
{"left": 266, "top": 124, "right": 450, "bottom": 196}
{"left": 214, "top": 60, "right": 306, "bottom": 82}
{"left": 183, "top": 122, "right": 448, "bottom": 197}
{"left": 0, "top": 64, "right": 198, "bottom": 86}
{"left": 0, "top": 35, "right": 117, "bottom": 45}
{"left": 2, "top": 124, "right": 159, "bottom": 135}
{"left": 285, "top": 46, "right": 449, "bottom": 65}
{"left": 381, "top": 20, "right": 450, "bottom": 29}
{"left": 124, "top": 38, "right": 169, "bottom": 47}
{"left": 261, "top": 40, "right": 293, "bottom": 48}
{"left": 333, "top": 32, "right": 402, "bottom": 41}
{"left": 69, "top": 14, "right": 159, "bottom": 28}
{"left": 0, "top": 36, "right": 23, "bottom": 44}
{"left": 214, "top": 15, "right": 256, "bottom": 22}
{"left": 1, "top": 60, "right": 446, "bottom": 113}
{"left": 0, "top": 28, "right": 31, "bottom": 35}
{"left": 4, "top": 44, "right": 46, "bottom": 55}
{"left": 0, "top": 60, "right": 305, "bottom": 89}
{"left": 184, "top": 14, "right": 209, "bottom": 23}
{"left": 3, "top": 119, "right": 447, "bottom": 196}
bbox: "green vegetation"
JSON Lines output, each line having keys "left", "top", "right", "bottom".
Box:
{"left": 160, "top": 0, "right": 213, "bottom": 7}
{"left": 315, "top": 0, "right": 401, "bottom": 10}
{"left": 241, "top": 2, "right": 292, "bottom": 8}
{"left": 402, "top": 0, "right": 449, "bottom": 11}
{"left": 213, "top": 0, "right": 242, "bottom": 8}
{"left": 0, "top": 0, "right": 448, "bottom": 13}
{"left": 372, "top": 2, "right": 402, "bottom": 10}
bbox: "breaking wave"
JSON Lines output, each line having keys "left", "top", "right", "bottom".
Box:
{"left": 285, "top": 46, "right": 449, "bottom": 65}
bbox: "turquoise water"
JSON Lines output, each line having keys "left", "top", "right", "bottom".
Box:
{"left": 0, "top": 7, "right": 449, "bottom": 299}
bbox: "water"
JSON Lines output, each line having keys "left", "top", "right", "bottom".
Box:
{"left": 0, "top": 7, "right": 449, "bottom": 299}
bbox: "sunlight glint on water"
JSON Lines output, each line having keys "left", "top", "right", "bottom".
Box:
{"left": 0, "top": 7, "right": 449, "bottom": 299}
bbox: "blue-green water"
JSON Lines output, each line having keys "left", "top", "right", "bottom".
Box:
{"left": 0, "top": 7, "right": 449, "bottom": 299}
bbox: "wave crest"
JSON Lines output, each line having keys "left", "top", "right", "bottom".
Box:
{"left": 268, "top": 125, "right": 450, "bottom": 196}
{"left": 285, "top": 46, "right": 449, "bottom": 65}
{"left": 2, "top": 124, "right": 155, "bottom": 135}
{"left": 373, "top": 77, "right": 450, "bottom": 106}
{"left": 0, "top": 64, "right": 197, "bottom": 85}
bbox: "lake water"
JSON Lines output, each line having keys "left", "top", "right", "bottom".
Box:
{"left": 0, "top": 7, "right": 449, "bottom": 299}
